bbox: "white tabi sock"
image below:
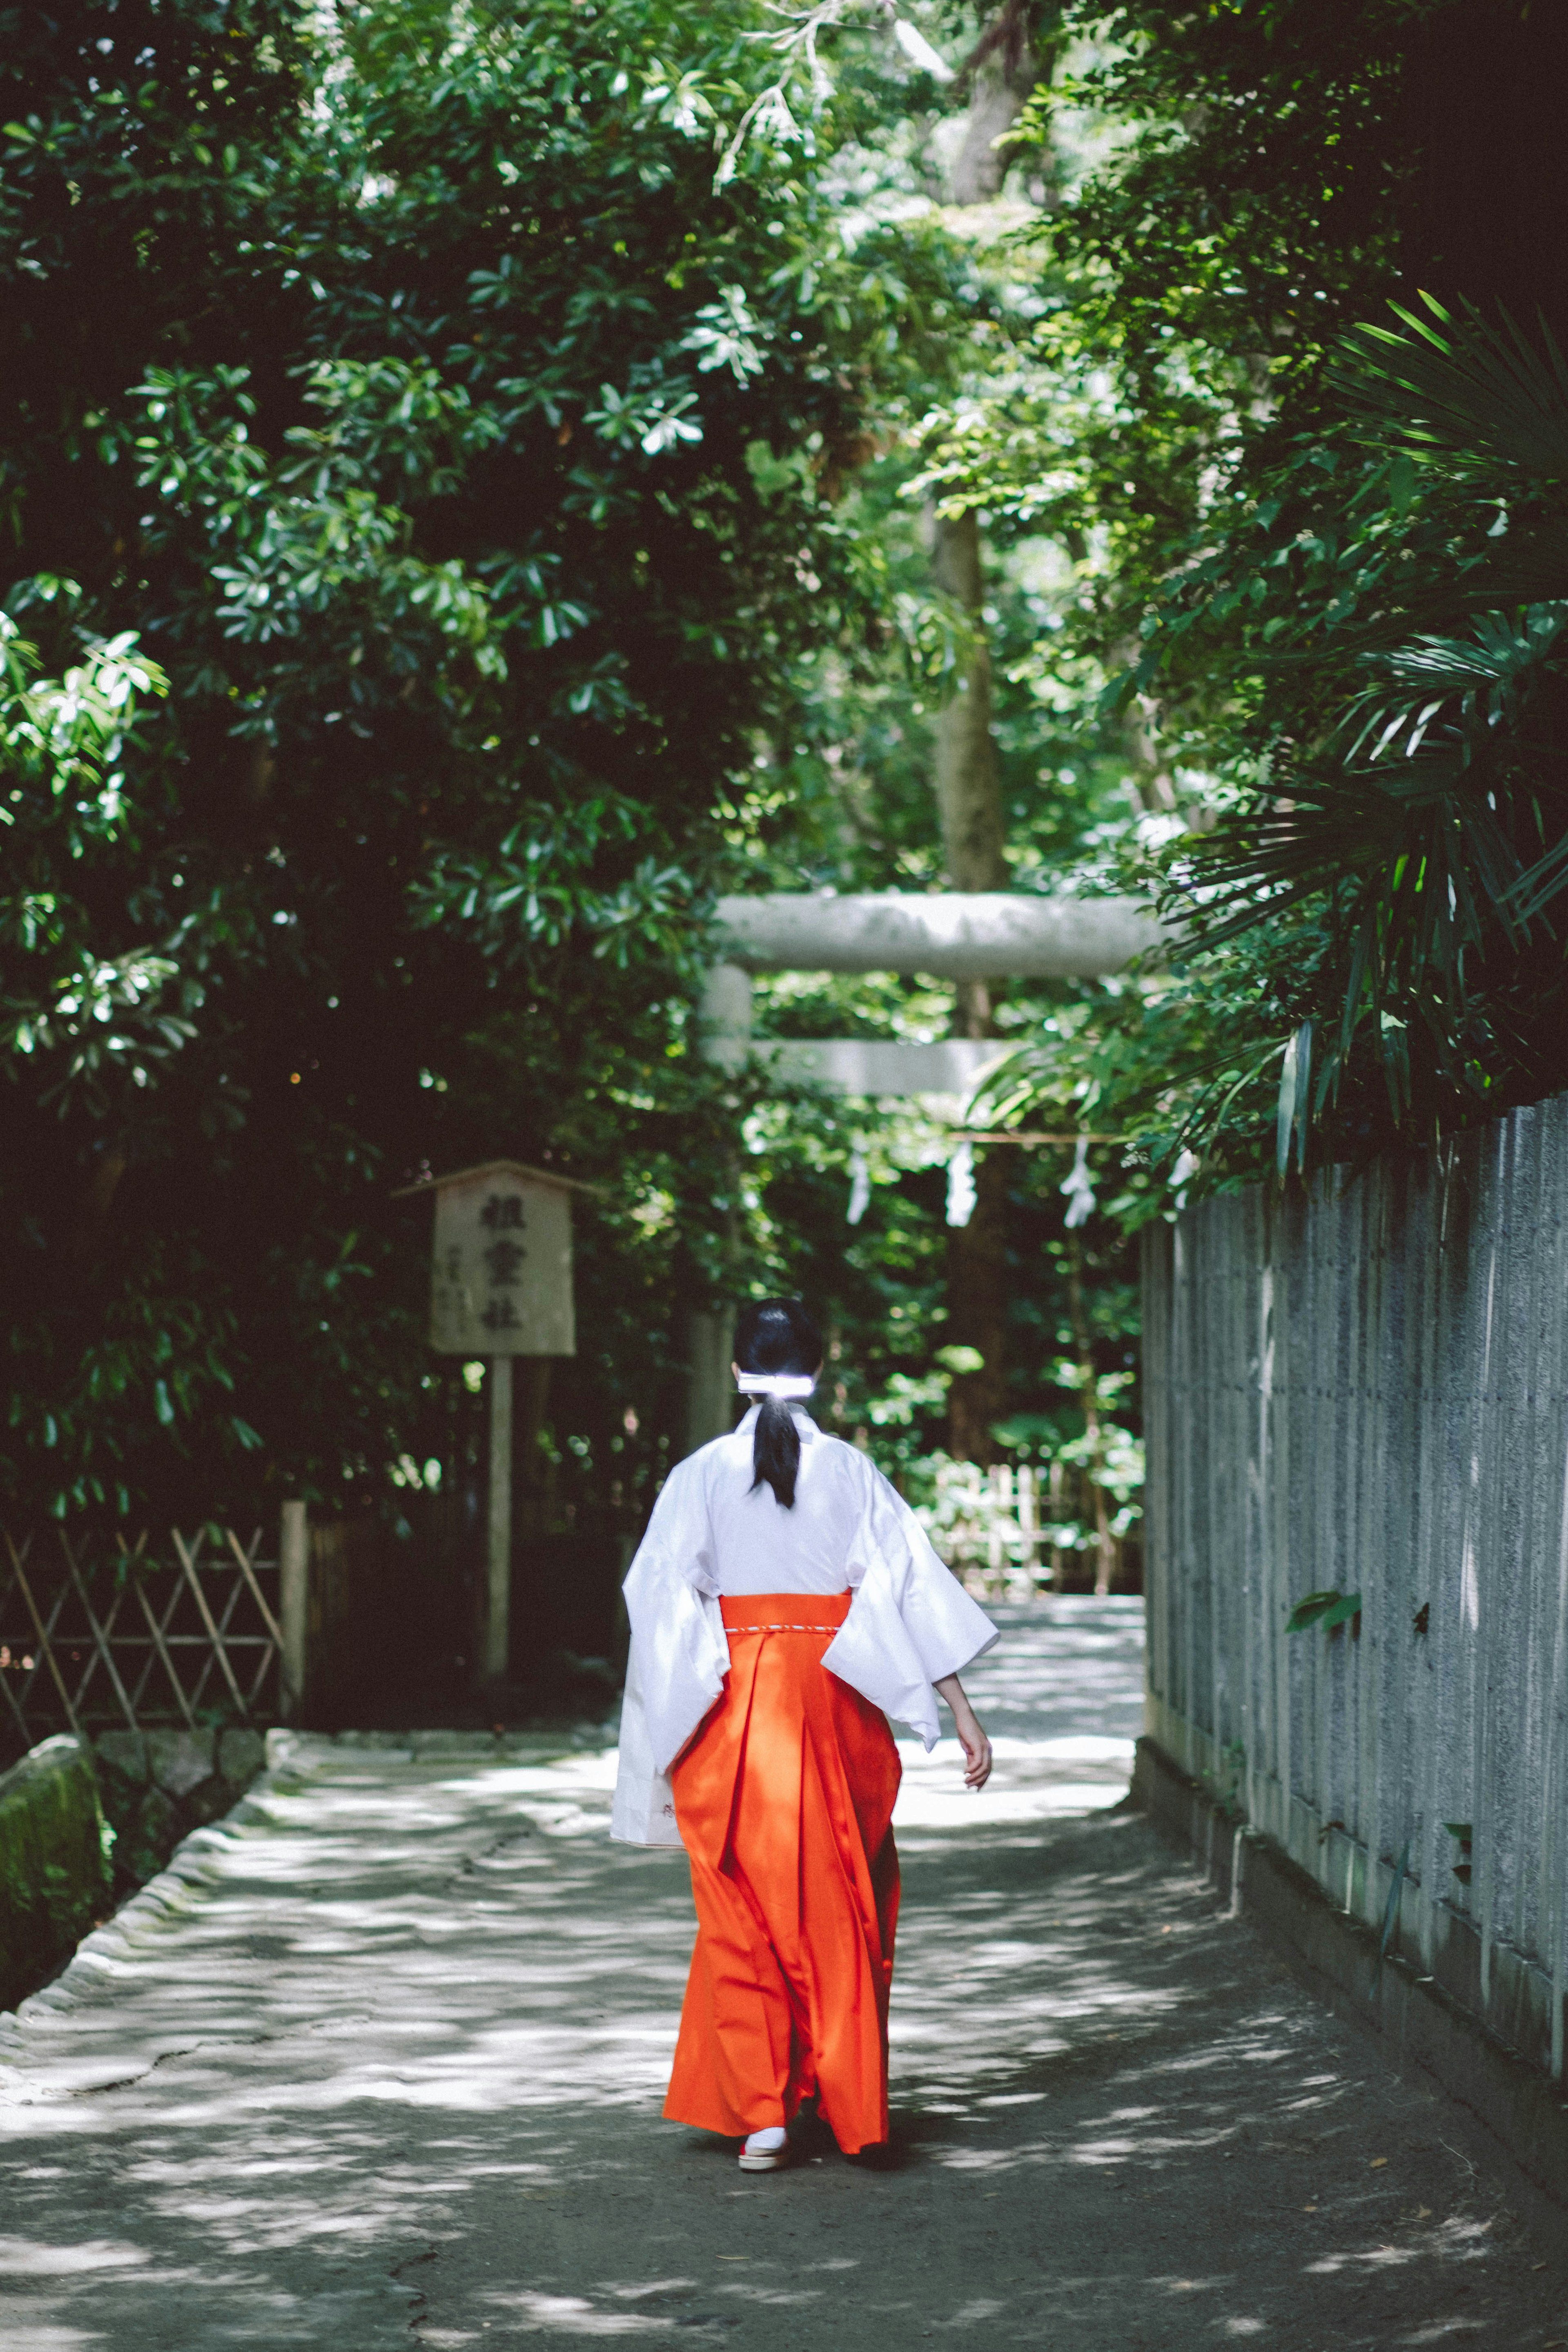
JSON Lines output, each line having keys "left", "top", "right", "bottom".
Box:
{"left": 743, "top": 2126, "right": 787, "bottom": 2154}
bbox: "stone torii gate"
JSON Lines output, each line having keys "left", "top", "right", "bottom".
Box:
{"left": 684, "top": 890, "right": 1165, "bottom": 1445}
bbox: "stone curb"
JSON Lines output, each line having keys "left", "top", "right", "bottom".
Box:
{"left": 1132, "top": 1734, "right": 1568, "bottom": 2232}
{"left": 266, "top": 1723, "right": 619, "bottom": 1765}
{"left": 0, "top": 1726, "right": 619, "bottom": 2082}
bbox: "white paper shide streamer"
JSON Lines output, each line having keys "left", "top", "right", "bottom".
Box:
{"left": 891, "top": 18, "right": 953, "bottom": 81}
{"left": 1060, "top": 1135, "right": 1096, "bottom": 1229}
{"left": 846, "top": 1146, "right": 872, "bottom": 1226}
{"left": 945, "top": 1139, "right": 977, "bottom": 1228}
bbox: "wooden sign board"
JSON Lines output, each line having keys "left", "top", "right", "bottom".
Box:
{"left": 414, "top": 1162, "right": 578, "bottom": 1358}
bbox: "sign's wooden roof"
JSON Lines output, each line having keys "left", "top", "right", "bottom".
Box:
{"left": 391, "top": 1158, "right": 602, "bottom": 1200}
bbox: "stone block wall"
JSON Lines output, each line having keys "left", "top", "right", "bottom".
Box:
{"left": 91, "top": 1727, "right": 266, "bottom": 1898}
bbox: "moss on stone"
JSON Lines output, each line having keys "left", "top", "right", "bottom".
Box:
{"left": 0, "top": 1735, "right": 114, "bottom": 2013}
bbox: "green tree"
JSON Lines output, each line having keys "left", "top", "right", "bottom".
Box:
{"left": 0, "top": 0, "right": 944, "bottom": 1520}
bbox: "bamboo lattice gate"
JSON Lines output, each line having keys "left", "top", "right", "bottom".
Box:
{"left": 0, "top": 1525, "right": 284, "bottom": 1762}
{"left": 922, "top": 1460, "right": 1140, "bottom": 1596}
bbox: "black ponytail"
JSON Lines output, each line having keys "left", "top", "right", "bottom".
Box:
{"left": 734, "top": 1297, "right": 822, "bottom": 1509}
{"left": 752, "top": 1394, "right": 802, "bottom": 1510}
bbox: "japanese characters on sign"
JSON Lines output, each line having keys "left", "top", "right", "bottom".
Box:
{"left": 428, "top": 1168, "right": 575, "bottom": 1356}
{"left": 478, "top": 1195, "right": 526, "bottom": 1334}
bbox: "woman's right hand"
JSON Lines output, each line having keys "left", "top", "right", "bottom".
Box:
{"left": 933, "top": 1674, "right": 993, "bottom": 1790}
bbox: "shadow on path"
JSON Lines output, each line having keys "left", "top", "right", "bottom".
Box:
{"left": 0, "top": 1603, "right": 1562, "bottom": 2347}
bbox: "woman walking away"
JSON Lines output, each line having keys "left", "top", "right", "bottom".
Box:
{"left": 612, "top": 1298, "right": 996, "bottom": 2171}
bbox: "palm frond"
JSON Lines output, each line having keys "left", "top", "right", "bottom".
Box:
{"left": 1372, "top": 605, "right": 1568, "bottom": 702}
{"left": 1505, "top": 829, "right": 1568, "bottom": 926}
{"left": 1175, "top": 738, "right": 1544, "bottom": 1013}
{"left": 1336, "top": 294, "right": 1568, "bottom": 481}
{"left": 1443, "top": 539, "right": 1568, "bottom": 608}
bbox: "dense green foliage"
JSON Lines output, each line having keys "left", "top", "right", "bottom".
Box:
{"left": 1, "top": 0, "right": 1140, "bottom": 1564}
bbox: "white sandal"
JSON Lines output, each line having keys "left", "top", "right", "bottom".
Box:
{"left": 738, "top": 2126, "right": 789, "bottom": 2172}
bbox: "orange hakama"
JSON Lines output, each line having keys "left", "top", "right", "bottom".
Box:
{"left": 663, "top": 1590, "right": 902, "bottom": 2154}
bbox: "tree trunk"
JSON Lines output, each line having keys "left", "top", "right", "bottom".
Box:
{"left": 944, "top": 1148, "right": 1011, "bottom": 1462}
{"left": 930, "top": 508, "right": 1008, "bottom": 896}
{"left": 950, "top": 8, "right": 1040, "bottom": 207}
{"left": 931, "top": 506, "right": 1010, "bottom": 1462}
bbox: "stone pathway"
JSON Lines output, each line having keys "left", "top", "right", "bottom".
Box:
{"left": 2, "top": 1599, "right": 1564, "bottom": 2348}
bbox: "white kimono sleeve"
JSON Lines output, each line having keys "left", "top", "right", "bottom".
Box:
{"left": 608, "top": 1631, "right": 681, "bottom": 1846}
{"left": 610, "top": 1456, "right": 729, "bottom": 1846}
{"left": 822, "top": 1462, "right": 998, "bottom": 1749}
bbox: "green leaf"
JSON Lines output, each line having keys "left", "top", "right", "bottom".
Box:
{"left": 1285, "top": 1587, "right": 1362, "bottom": 1634}
{"left": 1274, "top": 1020, "right": 1312, "bottom": 1178}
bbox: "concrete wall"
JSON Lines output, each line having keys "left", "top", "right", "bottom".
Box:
{"left": 1142, "top": 1089, "right": 1568, "bottom": 2084}
{"left": 0, "top": 1736, "right": 113, "bottom": 2012}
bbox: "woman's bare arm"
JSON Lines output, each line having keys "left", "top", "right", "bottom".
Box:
{"left": 933, "top": 1674, "right": 993, "bottom": 1789}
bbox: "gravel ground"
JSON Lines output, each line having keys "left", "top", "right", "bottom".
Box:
{"left": 1, "top": 1599, "right": 1564, "bottom": 2348}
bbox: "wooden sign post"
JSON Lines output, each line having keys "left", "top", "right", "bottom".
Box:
{"left": 394, "top": 1159, "right": 590, "bottom": 1686}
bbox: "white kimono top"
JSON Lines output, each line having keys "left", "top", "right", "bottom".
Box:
{"left": 610, "top": 1406, "right": 998, "bottom": 1845}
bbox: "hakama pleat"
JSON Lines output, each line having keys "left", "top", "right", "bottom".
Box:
{"left": 664, "top": 1590, "right": 901, "bottom": 2154}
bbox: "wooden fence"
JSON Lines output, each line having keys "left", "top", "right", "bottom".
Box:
{"left": 1142, "top": 1085, "right": 1568, "bottom": 2084}
{"left": 923, "top": 1459, "right": 1140, "bottom": 1596}
{"left": 0, "top": 1510, "right": 312, "bottom": 1763}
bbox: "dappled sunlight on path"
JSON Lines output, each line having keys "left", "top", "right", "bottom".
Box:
{"left": 0, "top": 1600, "right": 1562, "bottom": 2348}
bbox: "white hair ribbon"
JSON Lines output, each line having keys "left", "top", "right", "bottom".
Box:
{"left": 735, "top": 1372, "right": 816, "bottom": 1398}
